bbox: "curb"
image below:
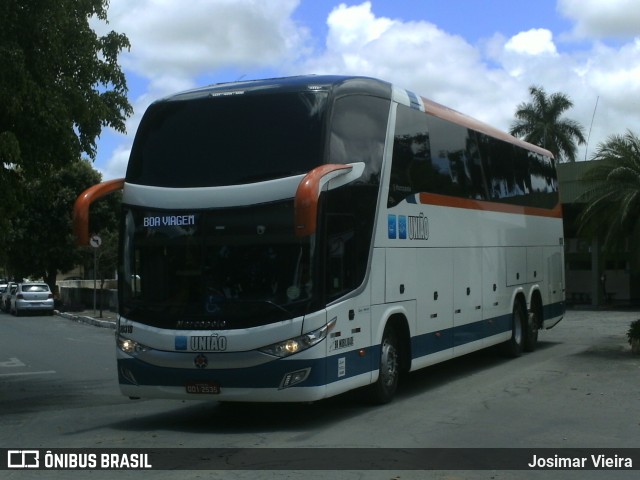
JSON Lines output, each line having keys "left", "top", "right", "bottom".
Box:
{"left": 56, "top": 310, "right": 117, "bottom": 329}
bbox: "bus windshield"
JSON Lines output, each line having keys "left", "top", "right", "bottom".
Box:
{"left": 120, "top": 201, "right": 316, "bottom": 329}
{"left": 126, "top": 90, "right": 328, "bottom": 188}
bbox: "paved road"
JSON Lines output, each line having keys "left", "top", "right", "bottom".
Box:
{"left": 1, "top": 308, "right": 639, "bottom": 479}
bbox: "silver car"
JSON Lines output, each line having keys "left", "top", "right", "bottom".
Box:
{"left": 11, "top": 283, "right": 55, "bottom": 316}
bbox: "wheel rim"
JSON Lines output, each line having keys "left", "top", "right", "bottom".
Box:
{"left": 380, "top": 337, "right": 398, "bottom": 388}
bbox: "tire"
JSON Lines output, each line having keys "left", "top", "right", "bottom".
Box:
{"left": 369, "top": 325, "right": 400, "bottom": 404}
{"left": 502, "top": 301, "right": 525, "bottom": 357}
{"left": 523, "top": 309, "right": 539, "bottom": 352}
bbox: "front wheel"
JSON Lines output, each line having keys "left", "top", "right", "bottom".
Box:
{"left": 369, "top": 325, "right": 400, "bottom": 404}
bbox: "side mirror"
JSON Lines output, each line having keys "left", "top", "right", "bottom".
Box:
{"left": 294, "top": 163, "right": 364, "bottom": 237}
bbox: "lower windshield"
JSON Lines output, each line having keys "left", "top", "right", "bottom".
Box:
{"left": 120, "top": 202, "right": 316, "bottom": 329}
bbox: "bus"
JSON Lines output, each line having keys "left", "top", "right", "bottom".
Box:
{"left": 74, "top": 75, "right": 565, "bottom": 404}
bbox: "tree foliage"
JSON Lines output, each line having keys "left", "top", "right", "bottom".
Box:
{"left": 5, "top": 159, "right": 120, "bottom": 289}
{"left": 0, "top": 0, "right": 130, "bottom": 285}
{"left": 510, "top": 85, "right": 586, "bottom": 162}
{"left": 0, "top": 0, "right": 132, "bottom": 172}
{"left": 579, "top": 130, "right": 640, "bottom": 264}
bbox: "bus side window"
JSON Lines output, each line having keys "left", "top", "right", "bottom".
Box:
{"left": 325, "top": 214, "right": 356, "bottom": 299}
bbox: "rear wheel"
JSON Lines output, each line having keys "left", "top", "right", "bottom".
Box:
{"left": 502, "top": 301, "right": 525, "bottom": 357}
{"left": 524, "top": 309, "right": 539, "bottom": 352}
{"left": 369, "top": 325, "right": 400, "bottom": 404}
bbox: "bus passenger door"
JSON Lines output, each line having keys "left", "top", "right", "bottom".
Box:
{"left": 453, "top": 248, "right": 483, "bottom": 355}
{"left": 323, "top": 213, "right": 373, "bottom": 390}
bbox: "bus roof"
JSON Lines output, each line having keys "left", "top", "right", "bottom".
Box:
{"left": 156, "top": 74, "right": 553, "bottom": 159}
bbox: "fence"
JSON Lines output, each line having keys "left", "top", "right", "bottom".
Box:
{"left": 56, "top": 280, "right": 117, "bottom": 312}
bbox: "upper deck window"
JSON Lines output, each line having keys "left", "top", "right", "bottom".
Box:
{"left": 126, "top": 91, "right": 328, "bottom": 188}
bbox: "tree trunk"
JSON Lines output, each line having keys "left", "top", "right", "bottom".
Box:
{"left": 45, "top": 269, "right": 58, "bottom": 298}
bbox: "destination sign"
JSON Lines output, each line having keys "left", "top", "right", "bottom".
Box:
{"left": 143, "top": 215, "right": 196, "bottom": 228}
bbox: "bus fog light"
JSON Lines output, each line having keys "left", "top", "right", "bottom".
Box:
{"left": 280, "top": 368, "right": 311, "bottom": 389}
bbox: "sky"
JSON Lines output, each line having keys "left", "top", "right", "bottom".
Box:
{"left": 90, "top": 0, "right": 640, "bottom": 180}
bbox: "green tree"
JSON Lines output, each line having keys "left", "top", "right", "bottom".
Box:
{"left": 0, "top": 0, "right": 132, "bottom": 177}
{"left": 6, "top": 159, "right": 120, "bottom": 290}
{"left": 510, "top": 85, "right": 586, "bottom": 162}
{"left": 579, "top": 130, "right": 640, "bottom": 262}
{"left": 0, "top": 0, "right": 130, "bottom": 287}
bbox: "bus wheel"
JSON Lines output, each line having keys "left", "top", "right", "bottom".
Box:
{"left": 370, "top": 325, "right": 399, "bottom": 404}
{"left": 524, "top": 310, "right": 539, "bottom": 352}
{"left": 502, "top": 301, "right": 525, "bottom": 358}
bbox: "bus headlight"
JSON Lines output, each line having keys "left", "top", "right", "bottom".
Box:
{"left": 117, "top": 335, "right": 151, "bottom": 355}
{"left": 259, "top": 317, "right": 336, "bottom": 358}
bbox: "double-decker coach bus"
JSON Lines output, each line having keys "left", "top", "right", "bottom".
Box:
{"left": 74, "top": 75, "right": 565, "bottom": 404}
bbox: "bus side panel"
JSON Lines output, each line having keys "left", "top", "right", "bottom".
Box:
{"left": 544, "top": 246, "right": 566, "bottom": 328}
{"left": 325, "top": 287, "right": 374, "bottom": 391}
{"left": 410, "top": 247, "right": 454, "bottom": 369}
{"left": 527, "top": 247, "right": 544, "bottom": 283}
{"left": 453, "top": 247, "right": 484, "bottom": 356}
{"left": 482, "top": 247, "right": 512, "bottom": 345}
{"left": 385, "top": 247, "right": 417, "bottom": 305}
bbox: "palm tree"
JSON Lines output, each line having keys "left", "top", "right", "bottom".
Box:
{"left": 510, "top": 85, "right": 586, "bottom": 162}
{"left": 579, "top": 130, "right": 640, "bottom": 259}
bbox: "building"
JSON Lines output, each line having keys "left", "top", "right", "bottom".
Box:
{"left": 558, "top": 161, "right": 640, "bottom": 306}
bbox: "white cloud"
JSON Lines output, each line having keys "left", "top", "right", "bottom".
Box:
{"left": 325, "top": 2, "right": 395, "bottom": 50}
{"left": 93, "top": 0, "right": 640, "bottom": 178}
{"left": 558, "top": 0, "right": 640, "bottom": 38}
{"left": 504, "top": 29, "right": 558, "bottom": 56}
{"left": 100, "top": 144, "right": 131, "bottom": 181}
{"left": 95, "top": 0, "right": 307, "bottom": 80}
{"left": 299, "top": 2, "right": 640, "bottom": 162}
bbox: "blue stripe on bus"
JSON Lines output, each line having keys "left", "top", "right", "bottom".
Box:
{"left": 119, "top": 302, "right": 564, "bottom": 390}
{"left": 411, "top": 312, "right": 512, "bottom": 356}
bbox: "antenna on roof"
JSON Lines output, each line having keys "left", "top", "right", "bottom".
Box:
{"left": 584, "top": 96, "right": 599, "bottom": 161}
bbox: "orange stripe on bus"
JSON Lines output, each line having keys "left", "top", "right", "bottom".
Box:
{"left": 416, "top": 192, "right": 563, "bottom": 218}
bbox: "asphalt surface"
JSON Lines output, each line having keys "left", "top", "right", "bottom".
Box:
{"left": 5, "top": 305, "right": 636, "bottom": 480}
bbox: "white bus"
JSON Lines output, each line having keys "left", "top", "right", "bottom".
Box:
{"left": 74, "top": 75, "right": 565, "bottom": 404}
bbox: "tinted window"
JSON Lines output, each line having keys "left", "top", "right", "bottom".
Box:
{"left": 477, "top": 133, "right": 558, "bottom": 208}
{"left": 329, "top": 94, "right": 389, "bottom": 184}
{"left": 389, "top": 105, "right": 487, "bottom": 207}
{"left": 21, "top": 284, "right": 49, "bottom": 292}
{"left": 325, "top": 95, "right": 390, "bottom": 301}
{"left": 389, "top": 104, "right": 558, "bottom": 209}
{"left": 388, "top": 104, "right": 431, "bottom": 207}
{"left": 425, "top": 114, "right": 487, "bottom": 200}
{"left": 127, "top": 91, "right": 328, "bottom": 188}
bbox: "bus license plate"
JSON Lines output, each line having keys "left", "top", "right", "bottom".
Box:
{"left": 185, "top": 381, "right": 220, "bottom": 394}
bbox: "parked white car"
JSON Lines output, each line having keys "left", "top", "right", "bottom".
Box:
{"left": 10, "top": 283, "right": 54, "bottom": 316}
{"left": 2, "top": 283, "right": 17, "bottom": 312}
